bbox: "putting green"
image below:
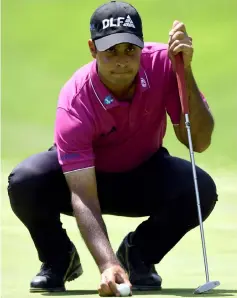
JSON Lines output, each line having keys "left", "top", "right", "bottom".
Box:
{"left": 1, "top": 168, "right": 237, "bottom": 297}
{"left": 2, "top": 0, "right": 237, "bottom": 297}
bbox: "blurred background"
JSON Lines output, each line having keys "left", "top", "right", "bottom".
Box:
{"left": 2, "top": 0, "right": 237, "bottom": 297}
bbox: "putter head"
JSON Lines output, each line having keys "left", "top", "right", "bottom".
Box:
{"left": 194, "top": 281, "right": 220, "bottom": 294}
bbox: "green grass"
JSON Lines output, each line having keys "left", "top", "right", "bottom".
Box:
{"left": 1, "top": 169, "right": 237, "bottom": 297}
{"left": 1, "top": 0, "right": 237, "bottom": 297}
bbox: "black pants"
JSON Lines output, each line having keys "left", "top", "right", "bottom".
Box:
{"left": 7, "top": 146, "right": 218, "bottom": 265}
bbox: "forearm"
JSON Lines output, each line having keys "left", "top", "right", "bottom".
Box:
{"left": 71, "top": 192, "right": 119, "bottom": 272}
{"left": 179, "top": 67, "right": 214, "bottom": 152}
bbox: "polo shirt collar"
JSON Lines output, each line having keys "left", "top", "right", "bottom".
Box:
{"left": 89, "top": 59, "right": 150, "bottom": 110}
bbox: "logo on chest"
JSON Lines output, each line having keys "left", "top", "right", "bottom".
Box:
{"left": 104, "top": 95, "right": 114, "bottom": 105}
{"left": 141, "top": 77, "right": 147, "bottom": 88}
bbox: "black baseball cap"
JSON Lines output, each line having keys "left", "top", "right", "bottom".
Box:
{"left": 90, "top": 1, "right": 144, "bottom": 51}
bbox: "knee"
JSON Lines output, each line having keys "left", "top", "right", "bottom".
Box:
{"left": 7, "top": 163, "right": 41, "bottom": 215}
{"left": 197, "top": 170, "right": 218, "bottom": 221}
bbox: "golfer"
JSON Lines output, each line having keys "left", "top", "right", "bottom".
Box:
{"left": 7, "top": 1, "right": 218, "bottom": 296}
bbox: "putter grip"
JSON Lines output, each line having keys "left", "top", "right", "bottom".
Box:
{"left": 175, "top": 53, "right": 189, "bottom": 114}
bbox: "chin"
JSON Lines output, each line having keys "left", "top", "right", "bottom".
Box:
{"left": 114, "top": 78, "right": 132, "bottom": 86}
{"left": 111, "top": 73, "right": 134, "bottom": 83}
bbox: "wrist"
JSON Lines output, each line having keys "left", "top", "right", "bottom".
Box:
{"left": 99, "top": 259, "right": 120, "bottom": 273}
{"left": 184, "top": 65, "right": 192, "bottom": 74}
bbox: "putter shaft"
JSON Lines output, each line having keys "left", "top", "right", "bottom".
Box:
{"left": 185, "top": 113, "right": 210, "bottom": 283}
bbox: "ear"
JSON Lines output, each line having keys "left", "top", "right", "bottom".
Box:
{"left": 88, "top": 39, "right": 97, "bottom": 58}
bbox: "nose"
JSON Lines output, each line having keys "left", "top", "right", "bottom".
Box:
{"left": 115, "top": 55, "right": 128, "bottom": 68}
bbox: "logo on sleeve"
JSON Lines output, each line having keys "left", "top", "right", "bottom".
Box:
{"left": 61, "top": 152, "right": 80, "bottom": 161}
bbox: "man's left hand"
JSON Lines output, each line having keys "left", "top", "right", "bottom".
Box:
{"left": 168, "top": 20, "right": 193, "bottom": 70}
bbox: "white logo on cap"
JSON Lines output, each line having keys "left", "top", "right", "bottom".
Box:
{"left": 141, "top": 78, "right": 147, "bottom": 88}
{"left": 123, "top": 15, "right": 135, "bottom": 28}
{"left": 102, "top": 15, "right": 136, "bottom": 29}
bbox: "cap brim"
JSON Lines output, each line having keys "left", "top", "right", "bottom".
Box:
{"left": 94, "top": 33, "right": 144, "bottom": 51}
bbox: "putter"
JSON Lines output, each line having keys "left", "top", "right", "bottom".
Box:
{"left": 174, "top": 53, "right": 220, "bottom": 294}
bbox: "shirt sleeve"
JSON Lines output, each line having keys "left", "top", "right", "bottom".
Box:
{"left": 54, "top": 107, "right": 95, "bottom": 173}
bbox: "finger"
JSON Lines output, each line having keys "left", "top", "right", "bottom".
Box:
{"left": 116, "top": 272, "right": 132, "bottom": 289}
{"left": 172, "top": 44, "right": 193, "bottom": 56}
{"left": 100, "top": 274, "right": 114, "bottom": 297}
{"left": 116, "top": 274, "right": 124, "bottom": 284}
{"left": 172, "top": 22, "right": 187, "bottom": 34}
{"left": 98, "top": 288, "right": 106, "bottom": 297}
{"left": 170, "top": 21, "right": 187, "bottom": 36}
{"left": 169, "top": 31, "right": 187, "bottom": 45}
{"left": 98, "top": 287, "right": 107, "bottom": 297}
{"left": 108, "top": 280, "right": 121, "bottom": 297}
{"left": 169, "top": 39, "right": 192, "bottom": 54}
{"left": 169, "top": 40, "right": 180, "bottom": 53}
{"left": 106, "top": 270, "right": 121, "bottom": 297}
{"left": 172, "top": 20, "right": 180, "bottom": 28}
{"left": 99, "top": 282, "right": 113, "bottom": 297}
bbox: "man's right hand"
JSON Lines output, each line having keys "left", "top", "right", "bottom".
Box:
{"left": 98, "top": 264, "right": 132, "bottom": 297}
{"left": 65, "top": 168, "right": 131, "bottom": 296}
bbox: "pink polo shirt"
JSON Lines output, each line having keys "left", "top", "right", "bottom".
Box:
{"left": 54, "top": 42, "right": 205, "bottom": 173}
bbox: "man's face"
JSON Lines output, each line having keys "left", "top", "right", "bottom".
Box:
{"left": 89, "top": 41, "right": 142, "bottom": 86}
